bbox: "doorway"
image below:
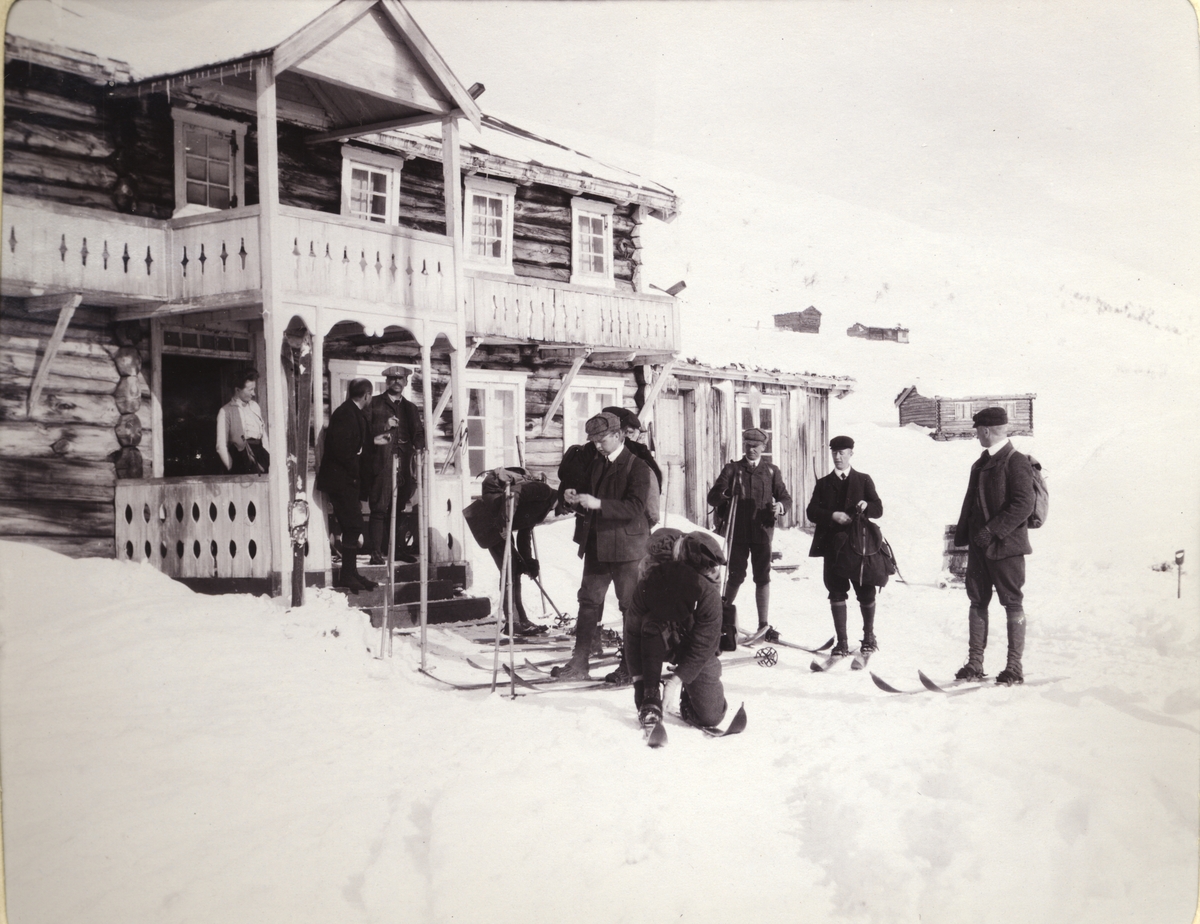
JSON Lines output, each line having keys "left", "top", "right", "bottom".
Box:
{"left": 162, "top": 355, "right": 247, "bottom": 476}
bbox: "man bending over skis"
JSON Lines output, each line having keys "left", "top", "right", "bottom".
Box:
{"left": 625, "top": 529, "right": 729, "bottom": 730}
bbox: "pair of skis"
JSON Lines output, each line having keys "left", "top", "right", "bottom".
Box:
{"left": 870, "top": 670, "right": 1067, "bottom": 695}
{"left": 644, "top": 702, "right": 748, "bottom": 748}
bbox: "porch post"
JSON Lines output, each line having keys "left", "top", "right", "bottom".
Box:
{"left": 256, "top": 57, "right": 292, "bottom": 598}
{"left": 442, "top": 116, "right": 470, "bottom": 509}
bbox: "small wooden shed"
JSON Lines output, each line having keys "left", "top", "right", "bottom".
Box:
{"left": 773, "top": 306, "right": 821, "bottom": 334}
{"left": 895, "top": 387, "right": 1036, "bottom": 440}
{"left": 847, "top": 322, "right": 909, "bottom": 343}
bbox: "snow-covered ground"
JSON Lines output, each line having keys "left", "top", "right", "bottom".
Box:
{"left": 3, "top": 54, "right": 1199, "bottom": 924}
{"left": 3, "top": 268, "right": 1199, "bottom": 922}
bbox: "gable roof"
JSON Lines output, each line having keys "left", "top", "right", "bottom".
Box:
{"left": 6, "top": 0, "right": 482, "bottom": 129}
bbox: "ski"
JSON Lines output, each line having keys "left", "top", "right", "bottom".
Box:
{"left": 918, "top": 670, "right": 990, "bottom": 694}
{"left": 869, "top": 672, "right": 924, "bottom": 695}
{"left": 770, "top": 635, "right": 835, "bottom": 654}
{"left": 501, "top": 663, "right": 614, "bottom": 692}
{"left": 644, "top": 719, "right": 668, "bottom": 748}
{"left": 522, "top": 655, "right": 620, "bottom": 675}
{"left": 739, "top": 625, "right": 771, "bottom": 646}
{"left": 811, "top": 648, "right": 857, "bottom": 672}
{"left": 698, "top": 702, "right": 747, "bottom": 737}
{"left": 851, "top": 648, "right": 875, "bottom": 671}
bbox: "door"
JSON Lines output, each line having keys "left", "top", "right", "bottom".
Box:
{"left": 654, "top": 393, "right": 690, "bottom": 524}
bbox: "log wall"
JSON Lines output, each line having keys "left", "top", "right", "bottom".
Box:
{"left": 0, "top": 297, "right": 153, "bottom": 556}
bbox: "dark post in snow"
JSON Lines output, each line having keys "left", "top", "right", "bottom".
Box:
{"left": 1176, "top": 550, "right": 1185, "bottom": 599}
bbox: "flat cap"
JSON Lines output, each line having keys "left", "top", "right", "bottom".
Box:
{"left": 585, "top": 412, "right": 622, "bottom": 438}
{"left": 742, "top": 427, "right": 768, "bottom": 444}
{"left": 681, "top": 531, "right": 727, "bottom": 570}
{"left": 381, "top": 365, "right": 411, "bottom": 379}
{"left": 829, "top": 435, "right": 855, "bottom": 451}
{"left": 972, "top": 407, "right": 1008, "bottom": 427}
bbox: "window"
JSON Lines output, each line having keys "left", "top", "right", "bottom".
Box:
{"left": 172, "top": 109, "right": 246, "bottom": 215}
{"left": 327, "top": 359, "right": 415, "bottom": 408}
{"left": 563, "top": 375, "right": 621, "bottom": 449}
{"left": 464, "top": 177, "right": 516, "bottom": 272}
{"left": 340, "top": 146, "right": 405, "bottom": 225}
{"left": 464, "top": 370, "right": 528, "bottom": 479}
{"left": 737, "top": 395, "right": 780, "bottom": 465}
{"left": 570, "top": 198, "right": 615, "bottom": 287}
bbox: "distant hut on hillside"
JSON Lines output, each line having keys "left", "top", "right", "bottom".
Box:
{"left": 847, "top": 322, "right": 909, "bottom": 343}
{"left": 895, "top": 387, "right": 1036, "bottom": 440}
{"left": 773, "top": 306, "right": 822, "bottom": 333}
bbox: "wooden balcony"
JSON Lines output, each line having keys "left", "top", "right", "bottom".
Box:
{"left": 463, "top": 268, "right": 679, "bottom": 355}
{"left": 1, "top": 196, "right": 457, "bottom": 319}
{"left": 114, "top": 475, "right": 273, "bottom": 579}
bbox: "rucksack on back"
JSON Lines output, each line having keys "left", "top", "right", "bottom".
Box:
{"left": 1025, "top": 454, "right": 1049, "bottom": 529}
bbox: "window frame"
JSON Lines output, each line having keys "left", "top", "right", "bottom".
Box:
{"left": 736, "top": 394, "right": 781, "bottom": 466}
{"left": 326, "top": 359, "right": 416, "bottom": 410}
{"left": 339, "top": 145, "right": 406, "bottom": 225}
{"left": 171, "top": 108, "right": 247, "bottom": 215}
{"left": 570, "top": 197, "right": 616, "bottom": 288}
{"left": 464, "top": 176, "right": 516, "bottom": 274}
{"left": 463, "top": 368, "right": 528, "bottom": 482}
{"left": 562, "top": 374, "right": 623, "bottom": 450}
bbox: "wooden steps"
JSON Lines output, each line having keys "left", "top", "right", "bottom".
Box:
{"left": 329, "top": 558, "right": 494, "bottom": 628}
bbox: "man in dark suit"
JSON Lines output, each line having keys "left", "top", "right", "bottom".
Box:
{"left": 317, "top": 378, "right": 376, "bottom": 594}
{"left": 365, "top": 365, "right": 425, "bottom": 564}
{"left": 806, "top": 435, "right": 884, "bottom": 656}
{"left": 953, "top": 407, "right": 1036, "bottom": 685}
{"left": 554, "top": 411, "right": 653, "bottom": 681}
{"left": 707, "top": 428, "right": 791, "bottom": 635}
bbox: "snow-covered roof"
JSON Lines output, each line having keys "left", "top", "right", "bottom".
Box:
{"left": 373, "top": 114, "right": 679, "bottom": 220}
{"left": 6, "top": 0, "right": 341, "bottom": 81}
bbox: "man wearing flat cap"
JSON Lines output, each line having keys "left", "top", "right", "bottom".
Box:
{"left": 365, "top": 365, "right": 425, "bottom": 564}
{"left": 555, "top": 411, "right": 653, "bottom": 680}
{"left": 806, "top": 436, "right": 884, "bottom": 657}
{"left": 952, "top": 407, "right": 1036, "bottom": 685}
{"left": 707, "top": 427, "right": 792, "bottom": 635}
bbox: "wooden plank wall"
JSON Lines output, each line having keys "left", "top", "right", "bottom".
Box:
{"left": 0, "top": 297, "right": 151, "bottom": 556}
{"left": 898, "top": 393, "right": 938, "bottom": 428}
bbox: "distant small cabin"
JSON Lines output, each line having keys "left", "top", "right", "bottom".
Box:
{"left": 895, "top": 387, "right": 1036, "bottom": 440}
{"left": 847, "top": 322, "right": 908, "bottom": 343}
{"left": 774, "top": 306, "right": 822, "bottom": 334}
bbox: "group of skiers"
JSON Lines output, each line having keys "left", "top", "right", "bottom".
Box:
{"left": 549, "top": 404, "right": 1037, "bottom": 732}
{"left": 316, "top": 366, "right": 426, "bottom": 593}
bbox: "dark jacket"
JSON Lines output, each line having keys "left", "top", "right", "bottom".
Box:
{"left": 316, "top": 399, "right": 368, "bottom": 497}
{"left": 806, "top": 468, "right": 883, "bottom": 557}
{"left": 627, "top": 439, "right": 663, "bottom": 489}
{"left": 365, "top": 392, "right": 424, "bottom": 502}
{"left": 572, "top": 445, "right": 652, "bottom": 563}
{"left": 707, "top": 457, "right": 792, "bottom": 545}
{"left": 954, "top": 441, "right": 1035, "bottom": 560}
{"left": 630, "top": 559, "right": 723, "bottom": 685}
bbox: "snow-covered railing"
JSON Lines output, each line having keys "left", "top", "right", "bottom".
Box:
{"left": 114, "top": 475, "right": 272, "bottom": 579}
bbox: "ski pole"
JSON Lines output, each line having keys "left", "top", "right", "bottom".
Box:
{"left": 529, "top": 573, "right": 565, "bottom": 621}
{"left": 492, "top": 481, "right": 516, "bottom": 693}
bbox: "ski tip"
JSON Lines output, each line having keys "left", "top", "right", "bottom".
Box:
{"left": 810, "top": 660, "right": 823, "bottom": 672}
{"left": 869, "top": 672, "right": 904, "bottom": 693}
{"left": 727, "top": 702, "right": 748, "bottom": 734}
{"left": 917, "top": 670, "right": 947, "bottom": 693}
{"left": 818, "top": 636, "right": 835, "bottom": 652}
{"left": 646, "top": 721, "right": 668, "bottom": 747}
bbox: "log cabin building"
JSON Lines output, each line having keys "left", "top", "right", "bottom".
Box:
{"left": 1, "top": 0, "right": 851, "bottom": 619}
{"left": 847, "top": 322, "right": 909, "bottom": 343}
{"left": 773, "top": 306, "right": 821, "bottom": 334}
{"left": 894, "top": 386, "right": 1035, "bottom": 440}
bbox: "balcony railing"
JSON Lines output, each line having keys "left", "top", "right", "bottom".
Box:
{"left": 463, "top": 268, "right": 679, "bottom": 353}
{"left": 114, "top": 476, "right": 272, "bottom": 579}
{"left": 1, "top": 197, "right": 456, "bottom": 318}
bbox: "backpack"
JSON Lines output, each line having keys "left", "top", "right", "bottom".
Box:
{"left": 1024, "top": 454, "right": 1049, "bottom": 529}
{"left": 833, "top": 515, "right": 896, "bottom": 588}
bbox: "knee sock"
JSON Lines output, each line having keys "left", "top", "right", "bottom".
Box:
{"left": 831, "top": 601, "right": 848, "bottom": 646}
{"left": 1004, "top": 605, "right": 1026, "bottom": 671}
{"left": 860, "top": 601, "right": 876, "bottom": 639}
{"left": 968, "top": 606, "right": 989, "bottom": 669}
{"left": 755, "top": 584, "right": 770, "bottom": 628}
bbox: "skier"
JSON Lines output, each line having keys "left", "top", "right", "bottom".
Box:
{"left": 473, "top": 467, "right": 558, "bottom": 636}
{"left": 625, "top": 529, "right": 729, "bottom": 730}
{"left": 316, "top": 378, "right": 377, "bottom": 593}
{"left": 952, "top": 407, "right": 1036, "bottom": 685}
{"left": 706, "top": 428, "right": 791, "bottom": 636}
{"left": 553, "top": 412, "right": 653, "bottom": 681}
{"left": 364, "top": 365, "right": 425, "bottom": 564}
{"left": 806, "top": 435, "right": 884, "bottom": 657}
